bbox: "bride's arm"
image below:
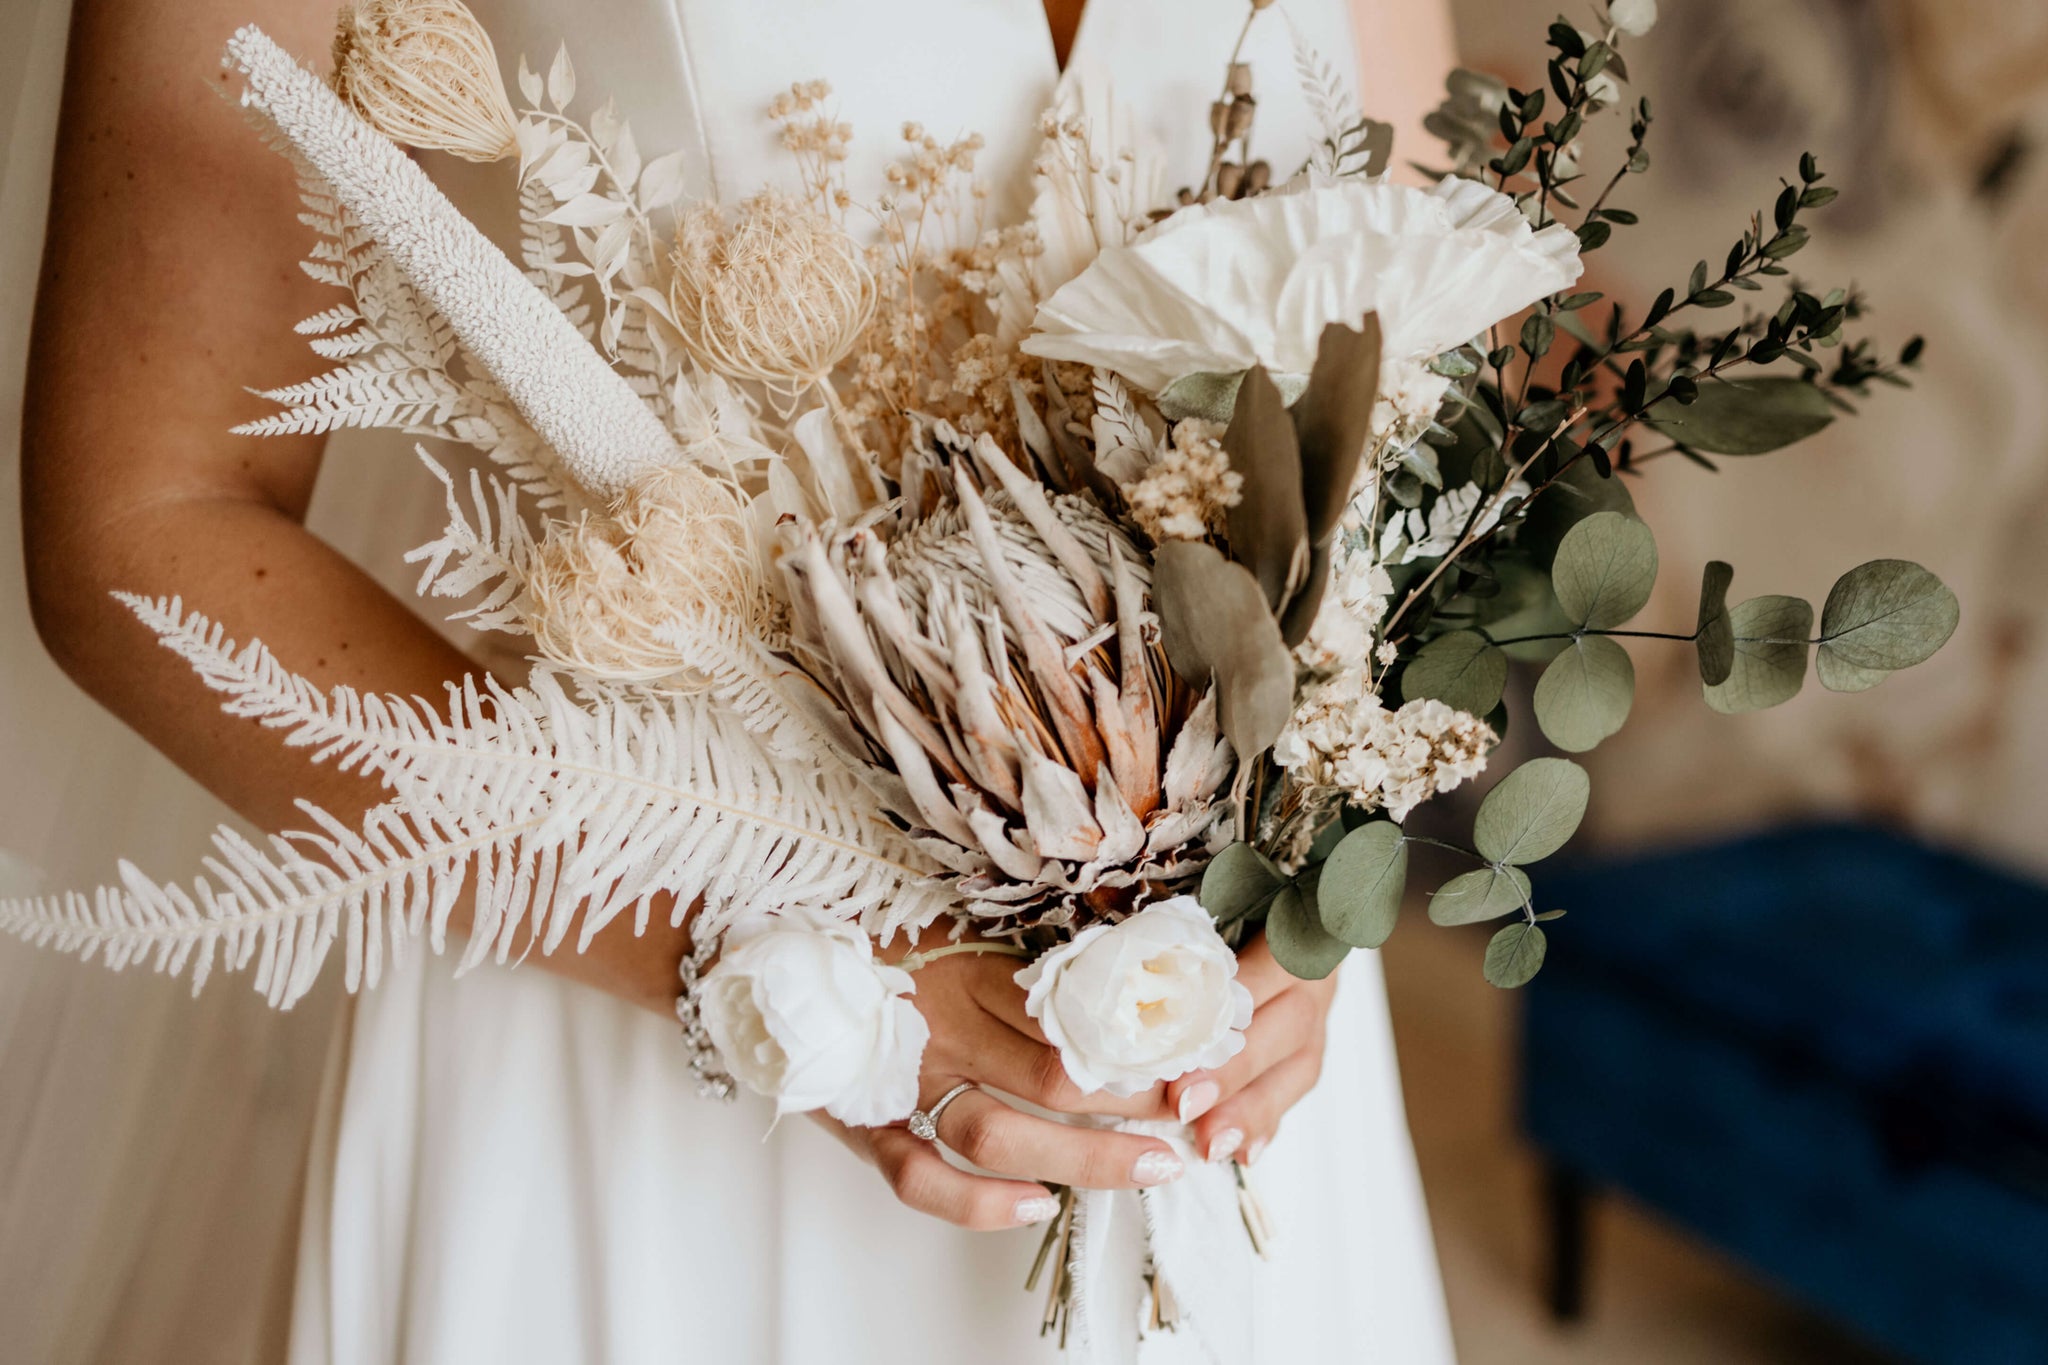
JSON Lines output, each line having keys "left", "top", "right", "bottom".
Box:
{"left": 21, "top": 0, "right": 691, "bottom": 1013}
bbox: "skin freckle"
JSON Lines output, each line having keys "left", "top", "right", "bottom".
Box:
{"left": 254, "top": 567, "right": 268, "bottom": 579}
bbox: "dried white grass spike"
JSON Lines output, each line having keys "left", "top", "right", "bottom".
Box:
{"left": 332, "top": 0, "right": 520, "bottom": 163}
{"left": 669, "top": 192, "right": 877, "bottom": 394}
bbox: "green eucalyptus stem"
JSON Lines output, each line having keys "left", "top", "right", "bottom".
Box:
{"left": 1399, "top": 833, "right": 1492, "bottom": 864}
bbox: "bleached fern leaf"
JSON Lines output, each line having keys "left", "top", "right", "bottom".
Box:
{"left": 2, "top": 596, "right": 956, "bottom": 1005}
{"left": 0, "top": 797, "right": 536, "bottom": 1009}
{"left": 404, "top": 451, "right": 539, "bottom": 635}
{"left": 1290, "top": 22, "right": 1393, "bottom": 181}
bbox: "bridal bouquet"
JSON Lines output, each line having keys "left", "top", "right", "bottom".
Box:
{"left": 4, "top": 0, "right": 1958, "bottom": 1355}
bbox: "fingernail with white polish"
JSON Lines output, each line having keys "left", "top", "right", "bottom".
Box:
{"left": 1242, "top": 1137, "right": 1268, "bottom": 1167}
{"left": 1132, "top": 1150, "right": 1184, "bottom": 1186}
{"left": 1015, "top": 1196, "right": 1062, "bottom": 1225}
{"left": 1207, "top": 1128, "right": 1245, "bottom": 1164}
{"left": 1178, "top": 1080, "right": 1220, "bottom": 1123}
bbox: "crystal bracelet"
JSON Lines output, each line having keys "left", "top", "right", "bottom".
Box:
{"left": 674, "top": 931, "right": 737, "bottom": 1101}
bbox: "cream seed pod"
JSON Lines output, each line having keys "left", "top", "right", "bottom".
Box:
{"left": 331, "top": 0, "right": 521, "bottom": 163}
{"left": 668, "top": 192, "right": 878, "bottom": 396}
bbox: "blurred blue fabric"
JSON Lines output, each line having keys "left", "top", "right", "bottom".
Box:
{"left": 1523, "top": 822, "right": 2048, "bottom": 1364}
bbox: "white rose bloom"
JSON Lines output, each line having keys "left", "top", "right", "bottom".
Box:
{"left": 1022, "top": 176, "right": 1582, "bottom": 398}
{"left": 1608, "top": 0, "right": 1657, "bottom": 37}
{"left": 1017, "top": 897, "right": 1253, "bottom": 1097}
{"left": 699, "top": 920, "right": 929, "bottom": 1126}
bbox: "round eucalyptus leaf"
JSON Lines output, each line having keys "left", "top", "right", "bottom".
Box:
{"left": 1483, "top": 922, "right": 1548, "bottom": 988}
{"left": 1156, "top": 371, "right": 1246, "bottom": 424}
{"left": 1703, "top": 595, "right": 1813, "bottom": 715}
{"left": 1516, "top": 454, "right": 1638, "bottom": 570}
{"left": 1319, "top": 821, "right": 1409, "bottom": 948}
{"left": 1643, "top": 376, "right": 1834, "bottom": 455}
{"left": 1401, "top": 631, "right": 1509, "bottom": 716}
{"left": 1472, "top": 560, "right": 1572, "bottom": 665}
{"left": 1817, "top": 560, "right": 1959, "bottom": 671}
{"left": 1532, "top": 634, "right": 1636, "bottom": 752}
{"left": 1816, "top": 651, "right": 1892, "bottom": 694}
{"left": 1696, "top": 560, "right": 1735, "bottom": 687}
{"left": 1551, "top": 512, "right": 1658, "bottom": 630}
{"left": 1474, "top": 757, "right": 1591, "bottom": 866}
{"left": 1200, "top": 841, "right": 1285, "bottom": 926}
{"left": 1265, "top": 883, "right": 1351, "bottom": 980}
{"left": 1428, "top": 864, "right": 1533, "bottom": 926}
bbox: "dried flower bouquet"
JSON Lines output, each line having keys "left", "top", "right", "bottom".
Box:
{"left": 3, "top": 0, "right": 1959, "bottom": 1356}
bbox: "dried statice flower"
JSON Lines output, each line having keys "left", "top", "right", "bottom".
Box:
{"left": 1125, "top": 419, "right": 1242, "bottom": 543}
{"left": 525, "top": 462, "right": 765, "bottom": 683}
{"left": 1273, "top": 674, "right": 1495, "bottom": 822}
{"left": 330, "top": 0, "right": 520, "bottom": 163}
{"left": 669, "top": 191, "right": 877, "bottom": 395}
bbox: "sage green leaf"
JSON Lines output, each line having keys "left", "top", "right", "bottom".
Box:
{"left": 1279, "top": 543, "right": 1330, "bottom": 648}
{"left": 1319, "top": 821, "right": 1408, "bottom": 949}
{"left": 1816, "top": 560, "right": 1959, "bottom": 672}
{"left": 1428, "top": 864, "right": 1533, "bottom": 926}
{"left": 1223, "top": 366, "right": 1310, "bottom": 612}
{"left": 1153, "top": 541, "right": 1296, "bottom": 759}
{"left": 1551, "top": 512, "right": 1658, "bottom": 629}
{"left": 1644, "top": 376, "right": 1834, "bottom": 454}
{"left": 1402, "top": 630, "right": 1509, "bottom": 715}
{"left": 1200, "top": 842, "right": 1285, "bottom": 926}
{"left": 1518, "top": 458, "right": 1637, "bottom": 569}
{"left": 1473, "top": 757, "right": 1590, "bottom": 865}
{"left": 1294, "top": 317, "right": 1383, "bottom": 545}
{"left": 1157, "top": 371, "right": 1245, "bottom": 423}
{"left": 1704, "top": 595, "right": 1813, "bottom": 714}
{"left": 1696, "top": 560, "right": 1735, "bottom": 687}
{"left": 1532, "top": 634, "right": 1635, "bottom": 752}
{"left": 1474, "top": 559, "right": 1573, "bottom": 665}
{"left": 1266, "top": 883, "right": 1351, "bottom": 980}
{"left": 1816, "top": 653, "right": 1892, "bottom": 693}
{"left": 1483, "top": 922, "right": 1548, "bottom": 988}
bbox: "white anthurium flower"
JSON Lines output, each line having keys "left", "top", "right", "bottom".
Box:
{"left": 699, "top": 919, "right": 928, "bottom": 1126}
{"left": 1017, "top": 896, "right": 1254, "bottom": 1097}
{"left": 1022, "top": 176, "right": 1583, "bottom": 400}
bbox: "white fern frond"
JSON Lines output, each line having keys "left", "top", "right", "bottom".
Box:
{"left": 404, "top": 452, "right": 539, "bottom": 635}
{"left": 0, "top": 798, "right": 533, "bottom": 1009}
{"left": 11, "top": 595, "right": 955, "bottom": 1003}
{"left": 1289, "top": 21, "right": 1392, "bottom": 180}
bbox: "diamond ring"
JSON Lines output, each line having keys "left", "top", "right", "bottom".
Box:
{"left": 906, "top": 1081, "right": 976, "bottom": 1142}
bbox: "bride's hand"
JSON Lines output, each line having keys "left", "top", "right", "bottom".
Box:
{"left": 1162, "top": 932, "right": 1339, "bottom": 1167}
{"left": 809, "top": 922, "right": 1186, "bottom": 1230}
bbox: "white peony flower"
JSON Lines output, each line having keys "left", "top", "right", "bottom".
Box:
{"left": 1017, "top": 897, "right": 1253, "bottom": 1097}
{"left": 1608, "top": 0, "right": 1658, "bottom": 37}
{"left": 699, "top": 920, "right": 928, "bottom": 1126}
{"left": 1022, "top": 177, "right": 1582, "bottom": 398}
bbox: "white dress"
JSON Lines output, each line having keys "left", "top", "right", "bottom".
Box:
{"left": 0, "top": 2, "right": 1455, "bottom": 1362}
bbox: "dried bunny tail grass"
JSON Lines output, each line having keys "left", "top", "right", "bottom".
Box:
{"left": 331, "top": 0, "right": 520, "bottom": 163}
{"left": 669, "top": 191, "right": 877, "bottom": 393}
{"left": 525, "top": 462, "right": 768, "bottom": 682}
